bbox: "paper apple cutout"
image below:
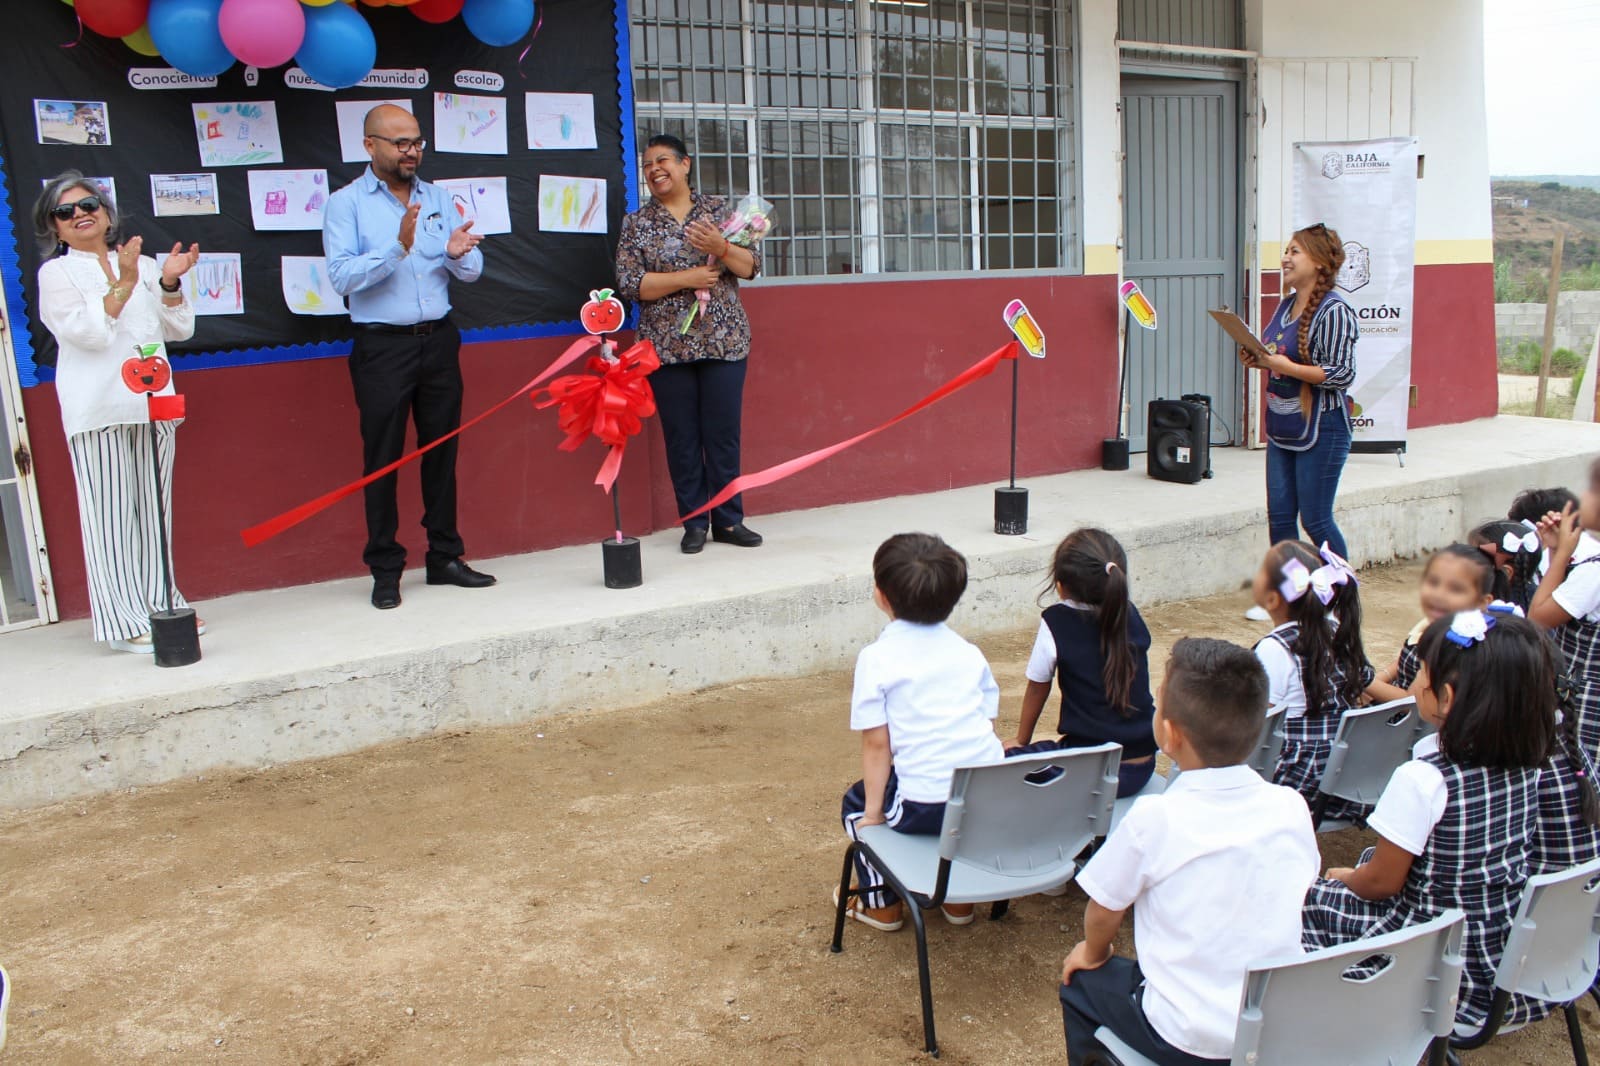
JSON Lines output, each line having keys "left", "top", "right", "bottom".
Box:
{"left": 581, "top": 288, "right": 625, "bottom": 336}
{"left": 121, "top": 345, "right": 172, "bottom": 395}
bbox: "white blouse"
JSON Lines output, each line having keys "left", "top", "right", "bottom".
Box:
{"left": 37, "top": 249, "right": 194, "bottom": 437}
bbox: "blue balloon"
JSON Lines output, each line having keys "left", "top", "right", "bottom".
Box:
{"left": 295, "top": 2, "right": 376, "bottom": 90}
{"left": 462, "top": 0, "right": 534, "bottom": 48}
{"left": 148, "top": 0, "right": 235, "bottom": 78}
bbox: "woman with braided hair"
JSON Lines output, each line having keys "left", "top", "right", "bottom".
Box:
{"left": 1242, "top": 223, "right": 1360, "bottom": 560}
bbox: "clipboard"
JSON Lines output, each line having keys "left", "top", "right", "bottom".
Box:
{"left": 1208, "top": 308, "right": 1271, "bottom": 360}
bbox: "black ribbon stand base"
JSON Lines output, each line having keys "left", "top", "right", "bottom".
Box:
{"left": 994, "top": 486, "right": 1029, "bottom": 536}
{"left": 1101, "top": 437, "right": 1130, "bottom": 471}
{"left": 152, "top": 608, "right": 201, "bottom": 667}
{"left": 602, "top": 537, "right": 643, "bottom": 589}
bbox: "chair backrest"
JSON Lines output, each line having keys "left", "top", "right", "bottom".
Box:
{"left": 1247, "top": 704, "right": 1289, "bottom": 780}
{"left": 1318, "top": 697, "right": 1427, "bottom": 806}
{"left": 1231, "top": 908, "right": 1465, "bottom": 1066}
{"left": 938, "top": 743, "right": 1121, "bottom": 875}
{"left": 1494, "top": 856, "right": 1600, "bottom": 1003}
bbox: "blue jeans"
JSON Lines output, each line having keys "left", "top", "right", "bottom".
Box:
{"left": 1266, "top": 405, "right": 1350, "bottom": 557}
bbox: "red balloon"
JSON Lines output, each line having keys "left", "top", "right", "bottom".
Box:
{"left": 77, "top": 0, "right": 151, "bottom": 37}
{"left": 408, "top": 0, "right": 463, "bottom": 22}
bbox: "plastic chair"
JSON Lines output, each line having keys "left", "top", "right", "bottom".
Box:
{"left": 1450, "top": 857, "right": 1600, "bottom": 1064}
{"left": 830, "top": 743, "right": 1121, "bottom": 1057}
{"left": 1311, "top": 697, "right": 1428, "bottom": 830}
{"left": 1086, "top": 908, "right": 1466, "bottom": 1066}
{"left": 1249, "top": 704, "right": 1290, "bottom": 780}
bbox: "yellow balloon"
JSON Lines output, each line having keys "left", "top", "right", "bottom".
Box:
{"left": 300, "top": 0, "right": 339, "bottom": 5}
{"left": 122, "top": 25, "right": 160, "bottom": 56}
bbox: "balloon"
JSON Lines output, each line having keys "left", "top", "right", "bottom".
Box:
{"left": 219, "top": 0, "right": 305, "bottom": 67}
{"left": 461, "top": 0, "right": 532, "bottom": 46}
{"left": 148, "top": 0, "right": 235, "bottom": 76}
{"left": 294, "top": 0, "right": 375, "bottom": 88}
{"left": 408, "top": 0, "right": 461, "bottom": 20}
{"left": 122, "top": 24, "right": 161, "bottom": 54}
{"left": 77, "top": 0, "right": 151, "bottom": 37}
{"left": 299, "top": 0, "right": 337, "bottom": 5}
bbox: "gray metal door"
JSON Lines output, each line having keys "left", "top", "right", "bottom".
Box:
{"left": 1121, "top": 76, "right": 1241, "bottom": 452}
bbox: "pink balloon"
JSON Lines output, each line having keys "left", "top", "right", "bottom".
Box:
{"left": 218, "top": 0, "right": 306, "bottom": 68}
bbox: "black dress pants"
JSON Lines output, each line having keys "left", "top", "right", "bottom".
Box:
{"left": 348, "top": 320, "right": 466, "bottom": 577}
{"left": 650, "top": 357, "right": 747, "bottom": 530}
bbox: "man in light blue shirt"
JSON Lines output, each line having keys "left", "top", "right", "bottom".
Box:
{"left": 323, "top": 103, "right": 493, "bottom": 610}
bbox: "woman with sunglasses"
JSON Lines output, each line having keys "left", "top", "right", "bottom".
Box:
{"left": 32, "top": 171, "right": 202, "bottom": 653}
{"left": 1239, "top": 223, "right": 1360, "bottom": 620}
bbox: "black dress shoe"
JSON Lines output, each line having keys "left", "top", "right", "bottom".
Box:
{"left": 681, "top": 527, "right": 708, "bottom": 554}
{"left": 712, "top": 523, "right": 764, "bottom": 548}
{"left": 371, "top": 579, "right": 401, "bottom": 610}
{"left": 425, "top": 559, "right": 497, "bottom": 588}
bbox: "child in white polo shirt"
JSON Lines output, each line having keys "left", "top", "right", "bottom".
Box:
{"left": 836, "top": 532, "right": 1004, "bottom": 932}
{"left": 1060, "top": 637, "right": 1319, "bottom": 1065}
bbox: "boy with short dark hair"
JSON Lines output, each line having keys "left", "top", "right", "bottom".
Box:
{"left": 1059, "top": 637, "right": 1319, "bottom": 1065}
{"left": 836, "top": 533, "right": 1004, "bottom": 931}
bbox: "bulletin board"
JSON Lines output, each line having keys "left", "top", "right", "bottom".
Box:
{"left": 0, "top": 0, "right": 638, "bottom": 387}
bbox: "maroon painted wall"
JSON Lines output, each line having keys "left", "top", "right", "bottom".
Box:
{"left": 24, "top": 273, "right": 1120, "bottom": 618}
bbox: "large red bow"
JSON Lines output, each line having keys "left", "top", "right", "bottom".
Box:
{"left": 535, "top": 340, "right": 659, "bottom": 492}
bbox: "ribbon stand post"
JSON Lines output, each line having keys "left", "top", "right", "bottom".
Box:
{"left": 596, "top": 333, "right": 643, "bottom": 590}
{"left": 996, "top": 300, "right": 1046, "bottom": 535}
{"left": 121, "top": 346, "right": 200, "bottom": 667}
{"left": 1106, "top": 280, "right": 1158, "bottom": 470}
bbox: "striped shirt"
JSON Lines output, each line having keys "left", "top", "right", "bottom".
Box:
{"left": 1296, "top": 291, "right": 1359, "bottom": 413}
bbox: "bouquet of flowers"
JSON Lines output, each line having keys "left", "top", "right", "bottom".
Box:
{"left": 680, "top": 193, "right": 775, "bottom": 334}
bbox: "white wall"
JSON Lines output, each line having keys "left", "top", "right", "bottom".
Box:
{"left": 1077, "top": 0, "right": 1124, "bottom": 275}
{"left": 1246, "top": 0, "right": 1494, "bottom": 266}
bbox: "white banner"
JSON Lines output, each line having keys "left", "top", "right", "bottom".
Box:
{"left": 1293, "top": 137, "right": 1418, "bottom": 448}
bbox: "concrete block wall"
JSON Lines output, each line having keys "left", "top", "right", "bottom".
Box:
{"left": 1497, "top": 291, "right": 1600, "bottom": 356}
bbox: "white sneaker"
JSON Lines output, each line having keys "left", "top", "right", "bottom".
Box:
{"left": 108, "top": 633, "right": 154, "bottom": 654}
{"left": 1245, "top": 605, "right": 1271, "bottom": 622}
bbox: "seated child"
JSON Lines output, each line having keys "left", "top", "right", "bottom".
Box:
{"left": 1059, "top": 637, "right": 1319, "bottom": 1065}
{"left": 1008, "top": 528, "right": 1157, "bottom": 799}
{"left": 1527, "top": 602, "right": 1600, "bottom": 881}
{"left": 1531, "top": 466, "right": 1600, "bottom": 760}
{"left": 1367, "top": 545, "right": 1495, "bottom": 704}
{"left": 1302, "top": 611, "right": 1554, "bottom": 1031}
{"left": 837, "top": 532, "right": 1004, "bottom": 932}
{"left": 1509, "top": 486, "right": 1587, "bottom": 586}
{"left": 1251, "top": 541, "right": 1366, "bottom": 813}
{"left": 1469, "top": 520, "right": 1543, "bottom": 614}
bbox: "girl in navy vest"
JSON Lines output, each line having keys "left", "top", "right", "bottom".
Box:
{"left": 1008, "top": 528, "right": 1157, "bottom": 798}
{"left": 1251, "top": 540, "right": 1367, "bottom": 815}
{"left": 1302, "top": 611, "right": 1555, "bottom": 1031}
{"left": 1241, "top": 223, "right": 1360, "bottom": 559}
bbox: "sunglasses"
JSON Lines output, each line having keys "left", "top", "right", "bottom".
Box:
{"left": 50, "top": 195, "right": 102, "bottom": 221}
{"left": 369, "top": 135, "right": 427, "bottom": 154}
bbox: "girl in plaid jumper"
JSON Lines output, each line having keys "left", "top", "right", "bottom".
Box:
{"left": 1251, "top": 541, "right": 1367, "bottom": 811}
{"left": 1367, "top": 545, "right": 1495, "bottom": 704}
{"left": 1531, "top": 470, "right": 1600, "bottom": 764}
{"left": 1302, "top": 611, "right": 1555, "bottom": 1029}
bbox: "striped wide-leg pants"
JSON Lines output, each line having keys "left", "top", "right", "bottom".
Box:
{"left": 66, "top": 422, "right": 188, "bottom": 643}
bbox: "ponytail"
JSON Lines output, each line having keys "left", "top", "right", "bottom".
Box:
{"left": 1325, "top": 576, "right": 1371, "bottom": 704}
{"left": 1047, "top": 528, "right": 1138, "bottom": 716}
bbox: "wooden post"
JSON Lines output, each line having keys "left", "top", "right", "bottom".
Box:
{"left": 1535, "top": 231, "right": 1565, "bottom": 417}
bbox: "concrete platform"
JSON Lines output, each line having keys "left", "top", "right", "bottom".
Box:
{"left": 3, "top": 414, "right": 1598, "bottom": 810}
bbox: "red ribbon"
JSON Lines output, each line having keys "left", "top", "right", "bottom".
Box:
{"left": 533, "top": 340, "right": 659, "bottom": 492}
{"left": 680, "top": 340, "right": 1020, "bottom": 524}
{"left": 240, "top": 335, "right": 601, "bottom": 547}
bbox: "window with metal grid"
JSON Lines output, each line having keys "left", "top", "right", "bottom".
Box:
{"left": 628, "top": 0, "right": 1078, "bottom": 278}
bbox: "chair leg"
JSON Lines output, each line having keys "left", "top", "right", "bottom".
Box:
{"left": 989, "top": 899, "right": 1009, "bottom": 921}
{"left": 1309, "top": 792, "right": 1329, "bottom": 831}
{"left": 906, "top": 901, "right": 939, "bottom": 1057}
{"left": 1590, "top": 986, "right": 1600, "bottom": 1012}
{"left": 1566, "top": 1001, "right": 1589, "bottom": 1066}
{"left": 830, "top": 843, "right": 857, "bottom": 954}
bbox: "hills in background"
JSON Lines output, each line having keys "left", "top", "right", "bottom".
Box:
{"left": 1491, "top": 178, "right": 1600, "bottom": 301}
{"left": 1493, "top": 175, "right": 1600, "bottom": 192}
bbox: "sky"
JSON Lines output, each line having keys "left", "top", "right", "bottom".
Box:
{"left": 1483, "top": 0, "right": 1600, "bottom": 175}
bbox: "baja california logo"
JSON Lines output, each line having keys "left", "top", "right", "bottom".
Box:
{"left": 1321, "top": 151, "right": 1344, "bottom": 179}
{"left": 1337, "top": 241, "right": 1371, "bottom": 292}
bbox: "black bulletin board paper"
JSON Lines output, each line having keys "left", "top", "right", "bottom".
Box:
{"left": 0, "top": 0, "right": 636, "bottom": 386}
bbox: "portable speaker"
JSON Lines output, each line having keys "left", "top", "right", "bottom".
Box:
{"left": 1147, "top": 398, "right": 1210, "bottom": 485}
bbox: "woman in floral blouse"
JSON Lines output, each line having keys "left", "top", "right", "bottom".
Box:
{"left": 615, "top": 134, "right": 763, "bottom": 554}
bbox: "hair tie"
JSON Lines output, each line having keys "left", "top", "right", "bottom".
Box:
{"left": 1278, "top": 557, "right": 1313, "bottom": 603}
{"left": 1445, "top": 610, "right": 1494, "bottom": 648}
{"left": 1105, "top": 561, "right": 1119, "bottom": 576}
{"left": 1501, "top": 530, "right": 1540, "bottom": 555}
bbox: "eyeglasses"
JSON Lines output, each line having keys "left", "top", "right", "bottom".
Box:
{"left": 49, "top": 195, "right": 102, "bottom": 221}
{"left": 369, "top": 135, "right": 427, "bottom": 154}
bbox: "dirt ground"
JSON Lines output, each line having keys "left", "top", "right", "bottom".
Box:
{"left": 3, "top": 560, "right": 1595, "bottom": 1064}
